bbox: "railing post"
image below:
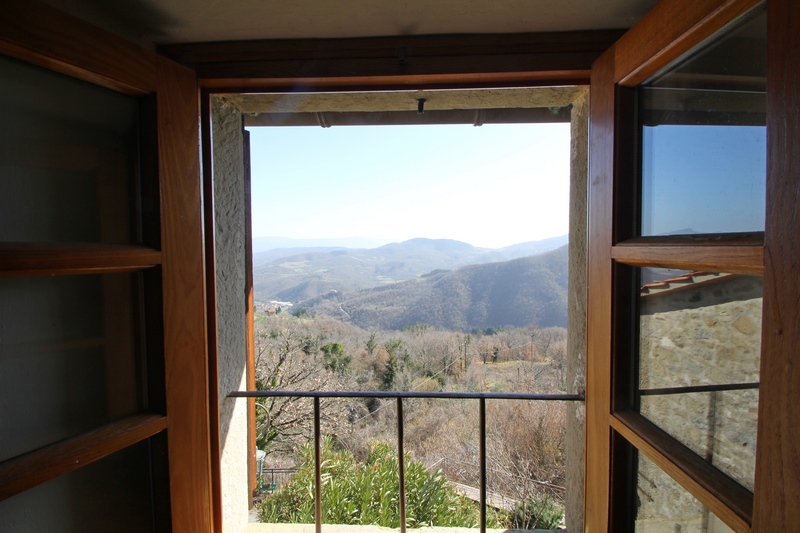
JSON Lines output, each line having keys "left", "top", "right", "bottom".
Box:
{"left": 397, "top": 397, "right": 407, "bottom": 533}
{"left": 479, "top": 397, "right": 486, "bottom": 533}
{"left": 314, "top": 397, "right": 322, "bottom": 533}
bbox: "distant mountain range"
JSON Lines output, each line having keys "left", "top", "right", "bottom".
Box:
{"left": 252, "top": 236, "right": 390, "bottom": 255}
{"left": 252, "top": 235, "right": 568, "bottom": 304}
{"left": 303, "top": 245, "right": 569, "bottom": 331}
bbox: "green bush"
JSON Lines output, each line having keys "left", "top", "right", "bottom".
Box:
{"left": 507, "top": 495, "right": 564, "bottom": 530}
{"left": 257, "top": 437, "right": 493, "bottom": 528}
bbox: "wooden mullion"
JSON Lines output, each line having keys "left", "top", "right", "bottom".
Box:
{"left": 584, "top": 43, "right": 617, "bottom": 533}
{"left": 201, "top": 89, "right": 223, "bottom": 533}
{"left": 157, "top": 55, "right": 214, "bottom": 532}
{"left": 243, "top": 127, "right": 257, "bottom": 504}
{"left": 0, "top": 243, "right": 161, "bottom": 277}
{"left": 611, "top": 243, "right": 763, "bottom": 275}
{"left": 611, "top": 410, "right": 753, "bottom": 532}
{"left": 753, "top": 0, "right": 800, "bottom": 529}
{"left": 0, "top": 413, "right": 167, "bottom": 502}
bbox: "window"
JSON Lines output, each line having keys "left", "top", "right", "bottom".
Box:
{"left": 0, "top": 52, "right": 167, "bottom": 531}
{"left": 616, "top": 7, "right": 766, "bottom": 531}
{"left": 0, "top": 5, "right": 212, "bottom": 531}
{"left": 208, "top": 87, "right": 590, "bottom": 531}
{"left": 585, "top": 2, "right": 783, "bottom": 532}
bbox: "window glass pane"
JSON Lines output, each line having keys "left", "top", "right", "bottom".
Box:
{"left": 640, "top": 10, "right": 766, "bottom": 236}
{"left": 637, "top": 268, "right": 761, "bottom": 490}
{"left": 0, "top": 440, "right": 155, "bottom": 532}
{"left": 0, "top": 54, "right": 139, "bottom": 243}
{"left": 634, "top": 452, "right": 734, "bottom": 533}
{"left": 0, "top": 273, "right": 143, "bottom": 461}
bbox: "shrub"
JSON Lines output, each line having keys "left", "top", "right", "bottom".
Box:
{"left": 257, "top": 437, "right": 491, "bottom": 528}
{"left": 508, "top": 496, "right": 564, "bottom": 530}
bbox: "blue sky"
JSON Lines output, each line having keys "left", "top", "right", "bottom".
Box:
{"left": 248, "top": 123, "right": 570, "bottom": 249}
{"left": 642, "top": 124, "right": 766, "bottom": 235}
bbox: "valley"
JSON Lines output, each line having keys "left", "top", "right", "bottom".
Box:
{"left": 251, "top": 235, "right": 571, "bottom": 528}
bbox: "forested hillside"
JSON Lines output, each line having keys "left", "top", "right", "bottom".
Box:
{"left": 302, "top": 244, "right": 568, "bottom": 331}
{"left": 252, "top": 236, "right": 567, "bottom": 303}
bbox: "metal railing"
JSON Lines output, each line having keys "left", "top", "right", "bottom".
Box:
{"left": 229, "top": 389, "right": 584, "bottom": 533}
{"left": 258, "top": 467, "right": 297, "bottom": 492}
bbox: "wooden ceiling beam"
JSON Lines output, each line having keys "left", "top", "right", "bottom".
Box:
{"left": 159, "top": 30, "right": 624, "bottom": 90}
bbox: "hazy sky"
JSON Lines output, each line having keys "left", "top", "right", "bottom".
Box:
{"left": 248, "top": 122, "right": 570, "bottom": 249}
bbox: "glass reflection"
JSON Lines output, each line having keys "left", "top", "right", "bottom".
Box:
{"left": 0, "top": 440, "right": 155, "bottom": 532}
{"left": 635, "top": 452, "right": 734, "bottom": 533}
{"left": 639, "top": 9, "right": 766, "bottom": 236}
{"left": 637, "top": 268, "right": 761, "bottom": 490}
{"left": 0, "top": 54, "right": 139, "bottom": 243}
{"left": 0, "top": 274, "right": 143, "bottom": 462}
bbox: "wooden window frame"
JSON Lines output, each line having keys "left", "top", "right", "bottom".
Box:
{"left": 7, "top": 1, "right": 796, "bottom": 531}
{"left": 179, "top": 24, "right": 615, "bottom": 533}
{"left": 0, "top": 2, "right": 212, "bottom": 531}
{"left": 586, "top": 0, "right": 800, "bottom": 532}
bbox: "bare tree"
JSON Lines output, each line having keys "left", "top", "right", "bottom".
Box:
{"left": 254, "top": 323, "right": 358, "bottom": 457}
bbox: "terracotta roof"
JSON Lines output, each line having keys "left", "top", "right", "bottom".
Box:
{"left": 640, "top": 271, "right": 730, "bottom": 296}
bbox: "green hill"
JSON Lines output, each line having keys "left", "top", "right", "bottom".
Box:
{"left": 252, "top": 236, "right": 567, "bottom": 303}
{"left": 303, "top": 245, "right": 568, "bottom": 331}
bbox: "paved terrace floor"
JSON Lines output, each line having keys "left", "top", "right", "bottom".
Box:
{"left": 245, "top": 525, "right": 558, "bottom": 533}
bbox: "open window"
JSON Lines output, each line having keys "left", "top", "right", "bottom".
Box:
{"left": 0, "top": 4, "right": 212, "bottom": 531}
{"left": 586, "top": 1, "right": 799, "bottom": 531}
{"left": 206, "top": 86, "right": 591, "bottom": 531}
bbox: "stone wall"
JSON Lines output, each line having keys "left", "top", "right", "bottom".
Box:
{"left": 636, "top": 273, "right": 762, "bottom": 530}
{"left": 566, "top": 88, "right": 588, "bottom": 533}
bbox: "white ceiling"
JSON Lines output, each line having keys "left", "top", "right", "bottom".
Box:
{"left": 44, "top": 0, "right": 657, "bottom": 48}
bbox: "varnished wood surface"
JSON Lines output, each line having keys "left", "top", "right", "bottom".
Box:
{"left": 0, "top": 414, "right": 167, "bottom": 501}
{"left": 611, "top": 243, "right": 764, "bottom": 275}
{"left": 197, "top": 71, "right": 592, "bottom": 91}
{"left": 243, "top": 128, "right": 258, "bottom": 503}
{"left": 162, "top": 30, "right": 622, "bottom": 64}
{"left": 0, "top": 0, "right": 157, "bottom": 95}
{"left": 160, "top": 30, "right": 622, "bottom": 89}
{"left": 588, "top": 1, "right": 781, "bottom": 530}
{"left": 584, "top": 45, "right": 616, "bottom": 533}
{"left": 615, "top": 0, "right": 762, "bottom": 86}
{"left": 190, "top": 53, "right": 598, "bottom": 81}
{"left": 3, "top": 2, "right": 215, "bottom": 528}
{"left": 612, "top": 412, "right": 752, "bottom": 532}
{"left": 157, "top": 56, "right": 215, "bottom": 532}
{"left": 753, "top": 0, "right": 800, "bottom": 530}
{"left": 0, "top": 243, "right": 161, "bottom": 277}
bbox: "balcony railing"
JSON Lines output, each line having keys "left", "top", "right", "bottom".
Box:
{"left": 229, "top": 389, "right": 584, "bottom": 533}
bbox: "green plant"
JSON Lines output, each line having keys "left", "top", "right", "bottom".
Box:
{"left": 291, "top": 307, "right": 310, "bottom": 318}
{"left": 321, "top": 342, "right": 351, "bottom": 374}
{"left": 257, "top": 437, "right": 492, "bottom": 528}
{"left": 507, "top": 495, "right": 564, "bottom": 530}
